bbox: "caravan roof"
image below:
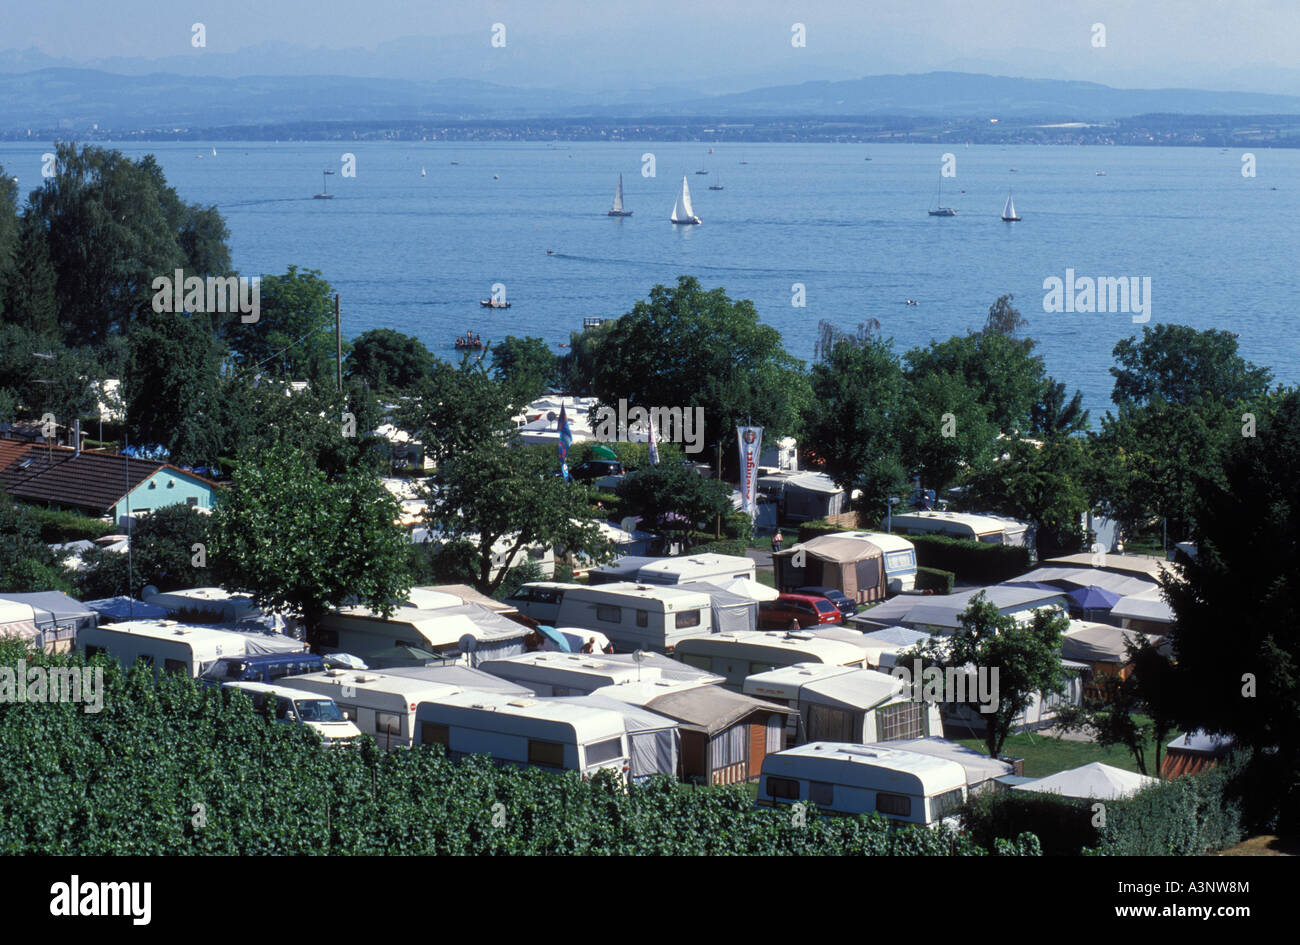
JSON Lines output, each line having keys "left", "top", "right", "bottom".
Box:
{"left": 276, "top": 669, "right": 464, "bottom": 704}
{"left": 769, "top": 742, "right": 967, "bottom": 796}
{"left": 418, "top": 690, "right": 627, "bottom": 744}
{"left": 744, "top": 662, "right": 857, "bottom": 701}
{"left": 566, "top": 582, "right": 712, "bottom": 610}
{"left": 96, "top": 620, "right": 252, "bottom": 649}
{"left": 634, "top": 554, "right": 755, "bottom": 584}
{"left": 673, "top": 630, "right": 868, "bottom": 666}
{"left": 889, "top": 511, "right": 1027, "bottom": 540}
{"left": 743, "top": 663, "right": 902, "bottom": 709}
{"left": 831, "top": 531, "right": 915, "bottom": 554}
{"left": 479, "top": 651, "right": 662, "bottom": 689}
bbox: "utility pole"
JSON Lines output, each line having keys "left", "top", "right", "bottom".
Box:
{"left": 335, "top": 294, "right": 343, "bottom": 393}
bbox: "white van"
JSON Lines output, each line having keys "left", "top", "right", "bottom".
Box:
{"left": 223, "top": 681, "right": 362, "bottom": 745}
{"left": 672, "top": 630, "right": 869, "bottom": 689}
{"left": 551, "top": 583, "right": 711, "bottom": 653}
{"left": 275, "top": 669, "right": 464, "bottom": 749}
{"left": 78, "top": 621, "right": 248, "bottom": 678}
{"left": 414, "top": 691, "right": 630, "bottom": 778}
{"left": 634, "top": 554, "right": 757, "bottom": 586}
{"left": 757, "top": 742, "right": 967, "bottom": 826}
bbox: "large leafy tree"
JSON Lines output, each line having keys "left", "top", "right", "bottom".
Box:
{"left": 0, "top": 495, "right": 72, "bottom": 593}
{"left": 490, "top": 335, "right": 559, "bottom": 406}
{"left": 346, "top": 328, "right": 435, "bottom": 393}
{"left": 223, "top": 265, "right": 341, "bottom": 385}
{"left": 899, "top": 369, "right": 997, "bottom": 492}
{"left": 212, "top": 445, "right": 411, "bottom": 647}
{"left": 567, "top": 277, "right": 811, "bottom": 473}
{"left": 23, "top": 143, "right": 231, "bottom": 347}
{"left": 0, "top": 165, "right": 18, "bottom": 320}
{"left": 398, "top": 358, "right": 516, "bottom": 465}
{"left": 901, "top": 594, "right": 1070, "bottom": 758}
{"left": 423, "top": 438, "right": 615, "bottom": 595}
{"left": 126, "top": 310, "right": 229, "bottom": 464}
{"left": 614, "top": 463, "right": 735, "bottom": 552}
{"left": 1159, "top": 387, "right": 1300, "bottom": 830}
{"left": 802, "top": 321, "right": 910, "bottom": 513}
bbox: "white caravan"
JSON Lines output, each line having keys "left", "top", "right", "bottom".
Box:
{"left": 552, "top": 583, "right": 712, "bottom": 653}
{"left": 757, "top": 742, "right": 967, "bottom": 826}
{"left": 223, "top": 681, "right": 362, "bottom": 745}
{"left": 478, "top": 652, "right": 663, "bottom": 697}
{"left": 672, "top": 630, "right": 869, "bottom": 689}
{"left": 414, "top": 691, "right": 630, "bottom": 778}
{"left": 634, "top": 554, "right": 757, "bottom": 586}
{"left": 78, "top": 621, "right": 251, "bottom": 678}
{"left": 275, "top": 669, "right": 464, "bottom": 749}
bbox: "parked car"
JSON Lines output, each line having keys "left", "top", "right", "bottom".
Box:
{"left": 794, "top": 586, "right": 858, "bottom": 617}
{"left": 757, "top": 593, "right": 843, "bottom": 630}
{"left": 571, "top": 459, "right": 625, "bottom": 483}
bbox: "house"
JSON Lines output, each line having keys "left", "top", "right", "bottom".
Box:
{"left": 772, "top": 535, "right": 888, "bottom": 605}
{"left": 626, "top": 685, "right": 795, "bottom": 785}
{"left": 0, "top": 442, "right": 217, "bottom": 528}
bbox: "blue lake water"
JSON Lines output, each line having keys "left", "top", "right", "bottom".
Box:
{"left": 3, "top": 140, "right": 1297, "bottom": 425}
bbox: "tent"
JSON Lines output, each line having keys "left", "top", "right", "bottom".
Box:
{"left": 879, "top": 736, "right": 1014, "bottom": 793}
{"left": 536, "top": 625, "right": 574, "bottom": 652}
{"left": 712, "top": 576, "right": 779, "bottom": 602}
{"left": 545, "top": 627, "right": 611, "bottom": 654}
{"left": 0, "top": 600, "right": 39, "bottom": 643}
{"left": 0, "top": 591, "right": 98, "bottom": 648}
{"left": 685, "top": 581, "right": 757, "bottom": 634}
{"left": 1060, "top": 623, "right": 1158, "bottom": 665}
{"left": 551, "top": 694, "right": 681, "bottom": 782}
{"left": 1013, "top": 762, "right": 1159, "bottom": 800}
{"left": 84, "top": 596, "right": 169, "bottom": 621}
{"left": 773, "top": 535, "right": 887, "bottom": 605}
{"left": 1068, "top": 585, "right": 1123, "bottom": 617}
{"left": 596, "top": 651, "right": 724, "bottom": 686}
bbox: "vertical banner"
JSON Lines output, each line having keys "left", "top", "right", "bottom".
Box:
{"left": 558, "top": 403, "right": 573, "bottom": 482}
{"left": 737, "top": 425, "right": 763, "bottom": 518}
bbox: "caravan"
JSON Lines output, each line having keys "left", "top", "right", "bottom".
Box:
{"left": 633, "top": 554, "right": 757, "bottom": 586}
{"left": 275, "top": 670, "right": 464, "bottom": 749}
{"left": 478, "top": 652, "right": 661, "bottom": 696}
{"left": 832, "top": 532, "right": 919, "bottom": 593}
{"left": 550, "top": 583, "right": 712, "bottom": 653}
{"left": 757, "top": 742, "right": 967, "bottom": 825}
{"left": 414, "top": 692, "right": 630, "bottom": 778}
{"left": 672, "top": 630, "right": 869, "bottom": 689}
{"left": 888, "top": 511, "right": 1028, "bottom": 547}
{"left": 77, "top": 621, "right": 273, "bottom": 678}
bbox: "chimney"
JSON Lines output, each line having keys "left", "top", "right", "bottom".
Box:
{"left": 74, "top": 419, "right": 81, "bottom": 457}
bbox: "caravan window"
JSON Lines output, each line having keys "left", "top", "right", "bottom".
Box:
{"left": 636, "top": 610, "right": 649, "bottom": 627}
{"left": 876, "top": 702, "right": 927, "bottom": 742}
{"left": 528, "top": 740, "right": 565, "bottom": 769}
{"left": 596, "top": 605, "right": 622, "bottom": 623}
{"left": 808, "top": 781, "right": 834, "bottom": 807}
{"left": 675, "top": 610, "right": 702, "bottom": 629}
{"left": 876, "top": 793, "right": 912, "bottom": 817}
{"left": 584, "top": 737, "right": 623, "bottom": 766}
{"left": 765, "top": 777, "right": 800, "bottom": 800}
{"left": 376, "top": 712, "right": 401, "bottom": 736}
{"left": 421, "top": 723, "right": 450, "bottom": 747}
{"left": 807, "top": 704, "right": 855, "bottom": 743}
{"left": 163, "top": 658, "right": 187, "bottom": 675}
{"left": 337, "top": 704, "right": 358, "bottom": 722}
{"left": 885, "top": 551, "right": 914, "bottom": 570}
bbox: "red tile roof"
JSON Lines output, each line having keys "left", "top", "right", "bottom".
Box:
{"left": 0, "top": 440, "right": 36, "bottom": 473}
{"left": 0, "top": 444, "right": 217, "bottom": 514}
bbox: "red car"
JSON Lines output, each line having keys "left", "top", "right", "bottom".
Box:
{"left": 757, "top": 593, "right": 843, "bottom": 630}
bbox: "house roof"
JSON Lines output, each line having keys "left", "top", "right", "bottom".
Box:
{"left": 0, "top": 444, "right": 217, "bottom": 514}
{"left": 0, "top": 439, "right": 36, "bottom": 473}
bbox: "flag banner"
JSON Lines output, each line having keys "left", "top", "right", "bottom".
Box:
{"left": 737, "top": 426, "right": 763, "bottom": 518}
{"left": 647, "top": 413, "right": 661, "bottom": 466}
{"left": 558, "top": 403, "right": 573, "bottom": 482}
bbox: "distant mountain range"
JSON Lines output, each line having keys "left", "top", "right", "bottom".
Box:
{"left": 2, "top": 68, "right": 1299, "bottom": 133}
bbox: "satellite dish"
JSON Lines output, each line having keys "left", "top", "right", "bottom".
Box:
{"left": 458, "top": 634, "right": 478, "bottom": 654}
{"left": 632, "top": 649, "right": 646, "bottom": 663}
{"left": 620, "top": 517, "right": 639, "bottom": 533}
{"left": 141, "top": 584, "right": 160, "bottom": 600}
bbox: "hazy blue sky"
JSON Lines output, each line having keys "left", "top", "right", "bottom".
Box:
{"left": 3, "top": 1, "right": 1298, "bottom": 93}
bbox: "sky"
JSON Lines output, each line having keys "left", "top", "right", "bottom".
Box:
{"left": 2, "top": 1, "right": 1298, "bottom": 94}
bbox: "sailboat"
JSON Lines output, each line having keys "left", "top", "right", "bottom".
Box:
{"left": 420, "top": 166, "right": 427, "bottom": 177}
{"left": 211, "top": 147, "right": 217, "bottom": 157}
{"left": 670, "top": 176, "right": 702, "bottom": 224}
{"left": 313, "top": 169, "right": 334, "bottom": 200}
{"left": 708, "top": 174, "right": 724, "bottom": 191}
{"left": 1001, "top": 192, "right": 1021, "bottom": 221}
{"left": 607, "top": 174, "right": 632, "bottom": 216}
{"left": 928, "top": 176, "right": 956, "bottom": 216}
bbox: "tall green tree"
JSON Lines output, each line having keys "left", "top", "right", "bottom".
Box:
{"left": 960, "top": 436, "right": 1090, "bottom": 555}
{"left": 567, "top": 277, "right": 811, "bottom": 474}
{"left": 802, "top": 320, "right": 910, "bottom": 512}
{"left": 223, "top": 266, "right": 341, "bottom": 385}
{"left": 614, "top": 463, "right": 735, "bottom": 552}
{"left": 0, "top": 164, "right": 18, "bottom": 319}
{"left": 0, "top": 495, "right": 73, "bottom": 593}
{"left": 490, "top": 335, "right": 559, "bottom": 406}
{"left": 346, "top": 328, "right": 435, "bottom": 393}
{"left": 213, "top": 445, "right": 411, "bottom": 648}
{"left": 398, "top": 358, "right": 516, "bottom": 465}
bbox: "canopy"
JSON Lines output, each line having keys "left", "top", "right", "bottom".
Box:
{"left": 1060, "top": 623, "right": 1158, "bottom": 664}
{"left": 0, "top": 591, "right": 96, "bottom": 628}
{"left": 882, "top": 736, "right": 1014, "bottom": 788}
{"left": 547, "top": 627, "right": 611, "bottom": 653}
{"left": 773, "top": 535, "right": 886, "bottom": 604}
{"left": 1013, "top": 762, "right": 1159, "bottom": 800}
{"left": 1068, "top": 585, "right": 1124, "bottom": 611}
{"left": 591, "top": 444, "right": 619, "bottom": 460}
{"left": 685, "top": 582, "right": 757, "bottom": 634}
{"left": 536, "top": 625, "right": 573, "bottom": 652}
{"left": 644, "top": 686, "right": 794, "bottom": 735}
{"left": 712, "top": 577, "right": 779, "bottom": 602}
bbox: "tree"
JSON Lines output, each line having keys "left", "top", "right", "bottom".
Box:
{"left": 1030, "top": 379, "right": 1089, "bottom": 437}
{"left": 423, "top": 439, "right": 615, "bottom": 595}
{"left": 0, "top": 164, "right": 18, "bottom": 319}
{"left": 1110, "top": 324, "right": 1272, "bottom": 410}
{"left": 0, "top": 496, "right": 72, "bottom": 593}
{"left": 899, "top": 370, "right": 997, "bottom": 492}
{"left": 982, "top": 294, "right": 1028, "bottom": 337}
{"left": 900, "top": 594, "right": 1069, "bottom": 758}
{"left": 212, "top": 446, "right": 411, "bottom": 647}
{"left": 125, "top": 310, "right": 229, "bottom": 464}
{"left": 223, "top": 266, "right": 340, "bottom": 385}
{"left": 490, "top": 335, "right": 559, "bottom": 406}
{"left": 23, "top": 143, "right": 232, "bottom": 347}
{"left": 398, "top": 358, "right": 516, "bottom": 465}
{"left": 1158, "top": 387, "right": 1300, "bottom": 831}
{"left": 346, "top": 328, "right": 435, "bottom": 393}
{"left": 615, "top": 463, "right": 734, "bottom": 552}
{"left": 131, "top": 504, "right": 215, "bottom": 592}
{"left": 802, "top": 321, "right": 910, "bottom": 512}
{"left": 567, "top": 277, "right": 811, "bottom": 474}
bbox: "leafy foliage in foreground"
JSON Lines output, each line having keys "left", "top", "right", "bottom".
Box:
{"left": 0, "top": 643, "right": 1039, "bottom": 855}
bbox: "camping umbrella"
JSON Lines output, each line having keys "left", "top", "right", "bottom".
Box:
{"left": 1068, "top": 585, "right": 1123, "bottom": 611}
{"left": 536, "top": 625, "right": 573, "bottom": 653}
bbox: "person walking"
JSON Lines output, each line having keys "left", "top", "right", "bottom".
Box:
{"left": 771, "top": 529, "right": 784, "bottom": 553}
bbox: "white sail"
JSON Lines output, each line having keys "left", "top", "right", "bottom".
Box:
{"left": 1003, "top": 194, "right": 1016, "bottom": 218}
{"left": 671, "top": 176, "right": 699, "bottom": 223}
{"left": 612, "top": 174, "right": 624, "bottom": 212}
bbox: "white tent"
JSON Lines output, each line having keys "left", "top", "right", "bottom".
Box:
{"left": 1013, "top": 762, "right": 1159, "bottom": 800}
{"left": 549, "top": 694, "right": 680, "bottom": 782}
{"left": 712, "top": 577, "right": 779, "bottom": 602}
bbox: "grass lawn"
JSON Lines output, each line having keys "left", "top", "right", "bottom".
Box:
{"left": 755, "top": 570, "right": 776, "bottom": 589}
{"left": 954, "top": 724, "right": 1163, "bottom": 779}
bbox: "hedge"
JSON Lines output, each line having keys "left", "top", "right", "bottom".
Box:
{"left": 797, "top": 519, "right": 849, "bottom": 543}
{"left": 692, "top": 539, "right": 749, "bottom": 557}
{"left": 26, "top": 506, "right": 117, "bottom": 543}
{"left": 915, "top": 566, "right": 956, "bottom": 594}
{"left": 0, "top": 643, "right": 1042, "bottom": 856}
{"left": 962, "top": 751, "right": 1249, "bottom": 856}
{"left": 909, "top": 533, "right": 1032, "bottom": 584}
